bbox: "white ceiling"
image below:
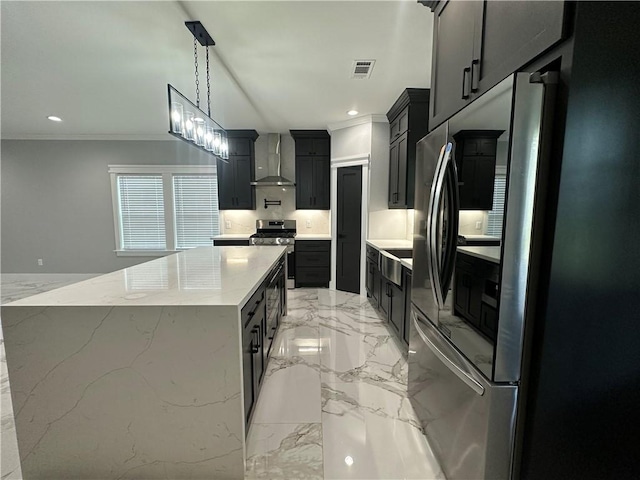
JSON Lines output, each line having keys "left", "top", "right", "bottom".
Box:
{"left": 1, "top": 1, "right": 433, "bottom": 138}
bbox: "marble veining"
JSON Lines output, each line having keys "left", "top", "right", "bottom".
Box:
{"left": 245, "top": 423, "right": 323, "bottom": 479}
{"left": 3, "top": 247, "right": 287, "bottom": 307}
{"left": 243, "top": 288, "right": 443, "bottom": 479}
{"left": 1, "top": 274, "right": 98, "bottom": 480}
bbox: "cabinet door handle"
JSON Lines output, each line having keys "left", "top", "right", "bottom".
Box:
{"left": 462, "top": 67, "right": 471, "bottom": 100}
{"left": 471, "top": 59, "right": 480, "bottom": 93}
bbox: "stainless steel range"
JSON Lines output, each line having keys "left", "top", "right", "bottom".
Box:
{"left": 250, "top": 220, "right": 296, "bottom": 289}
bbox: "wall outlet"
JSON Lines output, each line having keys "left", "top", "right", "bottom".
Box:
{"left": 475, "top": 221, "right": 482, "bottom": 230}
{"left": 37, "top": 258, "right": 43, "bottom": 266}
{"left": 306, "top": 219, "right": 312, "bottom": 228}
{"left": 225, "top": 220, "right": 232, "bottom": 230}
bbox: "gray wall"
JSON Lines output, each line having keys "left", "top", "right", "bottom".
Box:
{"left": 1, "top": 139, "right": 215, "bottom": 274}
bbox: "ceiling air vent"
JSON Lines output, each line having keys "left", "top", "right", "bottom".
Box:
{"left": 351, "top": 59, "right": 375, "bottom": 79}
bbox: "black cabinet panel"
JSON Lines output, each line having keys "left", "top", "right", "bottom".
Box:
{"left": 453, "top": 130, "right": 502, "bottom": 210}
{"left": 217, "top": 131, "right": 258, "bottom": 210}
{"left": 479, "top": 1, "right": 566, "bottom": 93}
{"left": 296, "top": 240, "right": 331, "bottom": 287}
{"left": 386, "top": 90, "right": 430, "bottom": 209}
{"left": 430, "top": 0, "right": 481, "bottom": 128}
{"left": 430, "top": 0, "right": 566, "bottom": 130}
{"left": 403, "top": 269, "right": 412, "bottom": 346}
{"left": 213, "top": 239, "right": 250, "bottom": 246}
{"left": 389, "top": 281, "right": 404, "bottom": 336}
{"left": 291, "top": 131, "right": 330, "bottom": 210}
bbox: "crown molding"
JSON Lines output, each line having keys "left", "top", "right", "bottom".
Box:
{"left": 327, "top": 114, "right": 388, "bottom": 133}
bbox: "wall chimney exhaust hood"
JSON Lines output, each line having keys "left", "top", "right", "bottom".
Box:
{"left": 250, "top": 133, "right": 295, "bottom": 186}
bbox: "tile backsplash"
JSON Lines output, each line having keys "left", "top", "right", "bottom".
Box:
{"left": 220, "top": 186, "right": 331, "bottom": 234}
{"left": 458, "top": 210, "right": 488, "bottom": 235}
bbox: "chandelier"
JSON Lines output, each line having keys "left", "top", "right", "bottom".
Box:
{"left": 167, "top": 21, "right": 228, "bottom": 160}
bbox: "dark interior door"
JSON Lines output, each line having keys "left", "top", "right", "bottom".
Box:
{"left": 337, "top": 165, "right": 362, "bottom": 294}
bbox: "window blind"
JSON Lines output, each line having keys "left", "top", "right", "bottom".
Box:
{"left": 173, "top": 175, "right": 220, "bottom": 249}
{"left": 117, "top": 175, "right": 166, "bottom": 250}
{"left": 486, "top": 175, "right": 507, "bottom": 237}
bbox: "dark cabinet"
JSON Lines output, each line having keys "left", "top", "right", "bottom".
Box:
{"left": 241, "top": 285, "right": 266, "bottom": 432}
{"left": 403, "top": 269, "right": 412, "bottom": 346}
{"left": 295, "top": 240, "right": 331, "bottom": 287}
{"left": 213, "top": 239, "right": 250, "bottom": 246}
{"left": 217, "top": 130, "right": 259, "bottom": 210}
{"left": 386, "top": 89, "right": 429, "bottom": 209}
{"left": 453, "top": 251, "right": 499, "bottom": 342}
{"left": 452, "top": 130, "right": 503, "bottom": 210}
{"left": 388, "top": 281, "right": 405, "bottom": 337}
{"left": 366, "top": 246, "right": 380, "bottom": 308}
{"left": 430, "top": 0, "right": 482, "bottom": 129}
{"left": 428, "top": 0, "right": 567, "bottom": 129}
{"left": 291, "top": 130, "right": 330, "bottom": 210}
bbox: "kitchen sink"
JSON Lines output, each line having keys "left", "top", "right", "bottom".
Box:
{"left": 382, "top": 248, "right": 413, "bottom": 259}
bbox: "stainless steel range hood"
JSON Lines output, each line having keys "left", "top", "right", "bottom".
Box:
{"left": 250, "top": 133, "right": 295, "bottom": 186}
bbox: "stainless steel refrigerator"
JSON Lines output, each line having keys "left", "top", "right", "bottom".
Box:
{"left": 408, "top": 71, "right": 557, "bottom": 479}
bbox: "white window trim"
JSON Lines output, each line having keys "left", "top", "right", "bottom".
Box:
{"left": 109, "top": 165, "right": 217, "bottom": 256}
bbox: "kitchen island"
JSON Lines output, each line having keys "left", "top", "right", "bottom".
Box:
{"left": 1, "top": 246, "right": 287, "bottom": 480}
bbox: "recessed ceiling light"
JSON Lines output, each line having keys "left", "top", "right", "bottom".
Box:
{"left": 47, "top": 116, "right": 63, "bottom": 122}
{"left": 347, "top": 110, "right": 358, "bottom": 116}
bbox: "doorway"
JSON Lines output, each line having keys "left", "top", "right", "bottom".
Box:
{"left": 336, "top": 165, "right": 363, "bottom": 294}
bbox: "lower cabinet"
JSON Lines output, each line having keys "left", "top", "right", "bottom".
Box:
{"left": 241, "top": 256, "right": 287, "bottom": 434}
{"left": 241, "top": 285, "right": 266, "bottom": 433}
{"left": 366, "top": 245, "right": 412, "bottom": 350}
{"left": 403, "top": 269, "right": 412, "bottom": 346}
{"left": 296, "top": 240, "right": 331, "bottom": 287}
{"left": 213, "top": 239, "right": 250, "bottom": 246}
{"left": 453, "top": 252, "right": 500, "bottom": 342}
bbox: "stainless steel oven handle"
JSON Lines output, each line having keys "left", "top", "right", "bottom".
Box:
{"left": 413, "top": 315, "right": 485, "bottom": 396}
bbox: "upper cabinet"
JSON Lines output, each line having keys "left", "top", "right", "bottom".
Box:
{"left": 217, "top": 130, "right": 259, "bottom": 210}
{"left": 452, "top": 130, "right": 503, "bottom": 210}
{"left": 290, "top": 130, "right": 330, "bottom": 210}
{"left": 429, "top": 0, "right": 567, "bottom": 130}
{"left": 386, "top": 89, "right": 430, "bottom": 209}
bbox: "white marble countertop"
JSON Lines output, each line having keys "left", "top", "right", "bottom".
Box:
{"left": 3, "top": 246, "right": 287, "bottom": 308}
{"left": 457, "top": 246, "right": 501, "bottom": 264}
{"left": 296, "top": 233, "right": 332, "bottom": 240}
{"left": 366, "top": 239, "right": 413, "bottom": 250}
{"left": 459, "top": 234, "right": 501, "bottom": 241}
{"left": 400, "top": 258, "right": 413, "bottom": 270}
{"left": 211, "top": 233, "right": 252, "bottom": 240}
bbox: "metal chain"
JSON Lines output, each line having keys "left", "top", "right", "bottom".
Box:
{"left": 206, "top": 47, "right": 211, "bottom": 117}
{"left": 194, "top": 38, "right": 200, "bottom": 108}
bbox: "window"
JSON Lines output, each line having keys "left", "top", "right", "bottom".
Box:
{"left": 117, "top": 175, "right": 166, "bottom": 250}
{"left": 173, "top": 175, "right": 219, "bottom": 249}
{"left": 109, "top": 165, "right": 219, "bottom": 255}
{"left": 486, "top": 172, "right": 507, "bottom": 237}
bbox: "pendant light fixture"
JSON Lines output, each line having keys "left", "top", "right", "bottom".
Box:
{"left": 167, "top": 21, "right": 228, "bottom": 160}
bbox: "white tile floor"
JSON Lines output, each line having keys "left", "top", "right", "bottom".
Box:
{"left": 1, "top": 281, "right": 443, "bottom": 480}
{"left": 245, "top": 289, "right": 443, "bottom": 480}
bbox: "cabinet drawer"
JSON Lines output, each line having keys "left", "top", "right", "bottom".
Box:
{"left": 241, "top": 286, "right": 265, "bottom": 328}
{"left": 296, "top": 267, "right": 330, "bottom": 286}
{"left": 296, "top": 251, "right": 330, "bottom": 268}
{"left": 296, "top": 240, "right": 330, "bottom": 252}
{"left": 366, "top": 245, "right": 379, "bottom": 262}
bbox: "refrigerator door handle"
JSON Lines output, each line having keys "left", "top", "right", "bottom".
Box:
{"left": 429, "top": 143, "right": 453, "bottom": 308}
{"left": 413, "top": 314, "right": 485, "bottom": 396}
{"left": 426, "top": 144, "right": 448, "bottom": 309}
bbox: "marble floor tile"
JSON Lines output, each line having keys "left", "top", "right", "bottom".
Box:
{"left": 246, "top": 423, "right": 323, "bottom": 480}
{"left": 251, "top": 325, "right": 321, "bottom": 424}
{"left": 321, "top": 381, "right": 444, "bottom": 480}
